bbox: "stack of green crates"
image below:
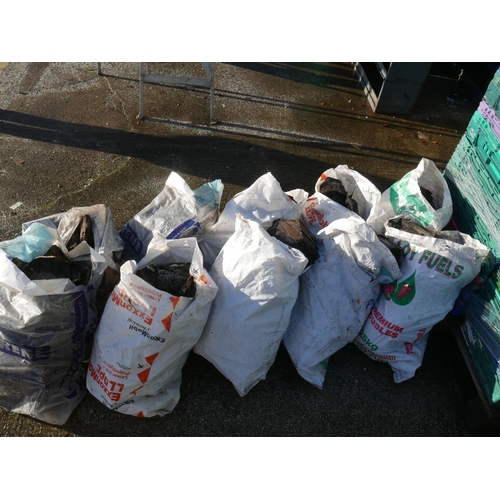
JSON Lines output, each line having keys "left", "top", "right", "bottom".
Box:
{"left": 485, "top": 71, "right": 500, "bottom": 116}
{"left": 444, "top": 67, "right": 500, "bottom": 406}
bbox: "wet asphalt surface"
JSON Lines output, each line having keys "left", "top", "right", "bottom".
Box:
{"left": 0, "top": 62, "right": 495, "bottom": 436}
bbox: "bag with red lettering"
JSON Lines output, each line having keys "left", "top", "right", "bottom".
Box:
{"left": 300, "top": 191, "right": 364, "bottom": 236}
{"left": 283, "top": 211, "right": 401, "bottom": 389}
{"left": 354, "top": 216, "right": 489, "bottom": 383}
{"left": 314, "top": 165, "right": 381, "bottom": 220}
{"left": 86, "top": 234, "right": 218, "bottom": 417}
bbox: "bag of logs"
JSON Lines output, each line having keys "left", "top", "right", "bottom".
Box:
{"left": 194, "top": 216, "right": 312, "bottom": 396}
{"left": 0, "top": 223, "right": 107, "bottom": 425}
{"left": 199, "top": 172, "right": 303, "bottom": 270}
{"left": 119, "top": 172, "right": 223, "bottom": 262}
{"left": 353, "top": 216, "right": 489, "bottom": 383}
{"left": 283, "top": 196, "right": 401, "bottom": 388}
{"left": 86, "top": 233, "right": 218, "bottom": 417}
{"left": 366, "top": 158, "right": 453, "bottom": 234}
{"left": 314, "top": 165, "right": 381, "bottom": 220}
{"left": 22, "top": 204, "right": 125, "bottom": 316}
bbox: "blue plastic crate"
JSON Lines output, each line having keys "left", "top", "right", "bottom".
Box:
{"left": 450, "top": 145, "right": 468, "bottom": 175}
{"left": 458, "top": 141, "right": 500, "bottom": 195}
{"left": 451, "top": 210, "right": 475, "bottom": 237}
{"left": 446, "top": 177, "right": 474, "bottom": 214}
{"left": 454, "top": 134, "right": 470, "bottom": 157}
{"left": 447, "top": 137, "right": 468, "bottom": 169}
{"left": 448, "top": 179, "right": 463, "bottom": 200}
{"left": 489, "top": 145, "right": 500, "bottom": 174}
{"left": 474, "top": 112, "right": 500, "bottom": 166}
{"left": 476, "top": 162, "right": 500, "bottom": 197}
{"left": 465, "top": 113, "right": 481, "bottom": 148}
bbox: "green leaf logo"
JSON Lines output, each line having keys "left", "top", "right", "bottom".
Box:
{"left": 383, "top": 272, "right": 416, "bottom": 306}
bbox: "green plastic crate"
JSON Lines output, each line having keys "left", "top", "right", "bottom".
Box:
{"left": 461, "top": 320, "right": 500, "bottom": 406}
{"left": 446, "top": 139, "right": 500, "bottom": 200}
{"left": 465, "top": 111, "right": 500, "bottom": 178}
{"left": 485, "top": 71, "right": 500, "bottom": 118}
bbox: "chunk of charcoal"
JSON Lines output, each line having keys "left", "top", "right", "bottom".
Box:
{"left": 420, "top": 186, "right": 436, "bottom": 209}
{"left": 387, "top": 217, "right": 465, "bottom": 244}
{"left": 319, "top": 177, "right": 348, "bottom": 206}
{"left": 377, "top": 234, "right": 402, "bottom": 265}
{"left": 21, "top": 256, "right": 71, "bottom": 281}
{"left": 44, "top": 244, "right": 69, "bottom": 261}
{"left": 67, "top": 214, "right": 95, "bottom": 251}
{"left": 69, "top": 261, "right": 93, "bottom": 287}
{"left": 156, "top": 264, "right": 196, "bottom": 297}
{"left": 10, "top": 256, "right": 28, "bottom": 272}
{"left": 136, "top": 263, "right": 196, "bottom": 297}
{"left": 97, "top": 266, "right": 121, "bottom": 317}
{"left": 135, "top": 264, "right": 157, "bottom": 285}
{"left": 319, "top": 177, "right": 359, "bottom": 215}
{"left": 345, "top": 196, "right": 359, "bottom": 215}
{"left": 267, "top": 218, "right": 319, "bottom": 267}
{"left": 13, "top": 244, "right": 92, "bottom": 286}
{"left": 11, "top": 244, "right": 67, "bottom": 272}
{"left": 388, "top": 217, "right": 436, "bottom": 237}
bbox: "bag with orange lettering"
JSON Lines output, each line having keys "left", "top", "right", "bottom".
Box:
{"left": 86, "top": 234, "right": 218, "bottom": 417}
{"left": 354, "top": 216, "right": 489, "bottom": 383}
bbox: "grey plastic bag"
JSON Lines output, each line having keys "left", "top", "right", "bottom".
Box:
{"left": 0, "top": 242, "right": 107, "bottom": 425}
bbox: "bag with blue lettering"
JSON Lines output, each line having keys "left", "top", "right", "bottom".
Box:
{"left": 0, "top": 233, "right": 108, "bottom": 425}
{"left": 366, "top": 158, "right": 453, "bottom": 234}
{"left": 119, "top": 172, "right": 223, "bottom": 262}
{"left": 354, "top": 216, "right": 489, "bottom": 383}
{"left": 86, "top": 234, "right": 218, "bottom": 417}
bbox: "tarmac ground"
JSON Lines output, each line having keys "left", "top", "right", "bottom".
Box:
{"left": 0, "top": 62, "right": 495, "bottom": 437}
